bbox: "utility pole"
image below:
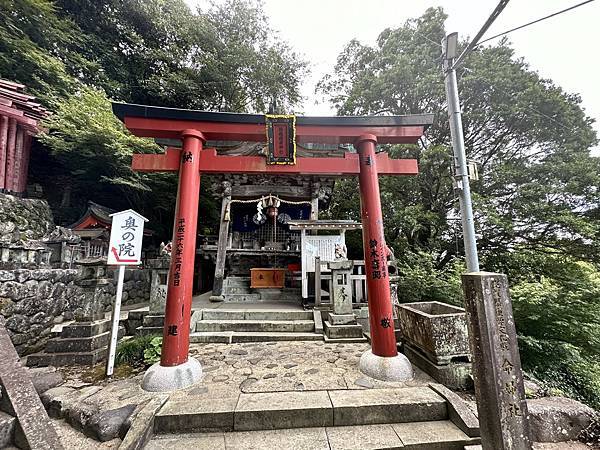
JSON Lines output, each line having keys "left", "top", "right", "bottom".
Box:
{"left": 441, "top": 33, "right": 480, "bottom": 272}
{"left": 440, "top": 0, "right": 510, "bottom": 272}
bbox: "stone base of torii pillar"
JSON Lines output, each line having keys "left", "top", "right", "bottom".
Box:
{"left": 359, "top": 350, "right": 413, "bottom": 382}
{"left": 142, "top": 358, "right": 203, "bottom": 392}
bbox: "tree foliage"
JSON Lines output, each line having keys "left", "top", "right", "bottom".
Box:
{"left": 5, "top": 0, "right": 306, "bottom": 235}
{"left": 319, "top": 7, "right": 600, "bottom": 407}
{"left": 54, "top": 0, "right": 306, "bottom": 111}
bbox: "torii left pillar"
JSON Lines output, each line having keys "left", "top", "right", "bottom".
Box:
{"left": 142, "top": 129, "right": 204, "bottom": 392}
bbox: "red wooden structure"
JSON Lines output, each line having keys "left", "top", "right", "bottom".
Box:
{"left": 113, "top": 103, "right": 433, "bottom": 371}
{"left": 0, "top": 79, "right": 49, "bottom": 195}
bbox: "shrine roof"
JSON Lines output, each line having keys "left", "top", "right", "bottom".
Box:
{"left": 69, "top": 201, "right": 153, "bottom": 235}
{"left": 69, "top": 201, "right": 115, "bottom": 230}
{"left": 112, "top": 102, "right": 434, "bottom": 128}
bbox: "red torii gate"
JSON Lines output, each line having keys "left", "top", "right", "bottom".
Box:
{"left": 112, "top": 103, "right": 433, "bottom": 391}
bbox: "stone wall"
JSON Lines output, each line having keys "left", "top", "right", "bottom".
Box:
{"left": 0, "top": 194, "right": 54, "bottom": 244}
{"left": 106, "top": 267, "right": 150, "bottom": 305}
{"left": 0, "top": 266, "right": 151, "bottom": 355}
{"left": 0, "top": 193, "right": 152, "bottom": 355}
{"left": 0, "top": 268, "right": 79, "bottom": 354}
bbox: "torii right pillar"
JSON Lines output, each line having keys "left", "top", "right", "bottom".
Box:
{"left": 355, "top": 134, "right": 414, "bottom": 381}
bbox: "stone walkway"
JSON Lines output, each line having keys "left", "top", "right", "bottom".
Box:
{"left": 41, "top": 341, "right": 432, "bottom": 448}
{"left": 172, "top": 341, "right": 434, "bottom": 400}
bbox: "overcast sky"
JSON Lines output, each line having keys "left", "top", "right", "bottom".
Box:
{"left": 186, "top": 0, "right": 600, "bottom": 152}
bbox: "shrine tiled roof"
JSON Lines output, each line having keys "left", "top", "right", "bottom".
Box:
{"left": 68, "top": 201, "right": 115, "bottom": 229}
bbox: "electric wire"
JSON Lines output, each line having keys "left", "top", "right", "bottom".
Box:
{"left": 452, "top": 0, "right": 511, "bottom": 69}
{"left": 477, "top": 0, "right": 596, "bottom": 46}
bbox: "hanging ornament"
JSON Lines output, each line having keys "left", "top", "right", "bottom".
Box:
{"left": 277, "top": 213, "right": 291, "bottom": 225}
{"left": 266, "top": 205, "right": 278, "bottom": 221}
{"left": 253, "top": 213, "right": 266, "bottom": 225}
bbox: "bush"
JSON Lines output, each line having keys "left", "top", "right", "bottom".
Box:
{"left": 395, "top": 251, "right": 464, "bottom": 305}
{"left": 115, "top": 335, "right": 161, "bottom": 368}
{"left": 518, "top": 336, "right": 600, "bottom": 410}
{"left": 143, "top": 336, "right": 162, "bottom": 365}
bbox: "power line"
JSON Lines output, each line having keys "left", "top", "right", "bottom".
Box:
{"left": 478, "top": 0, "right": 596, "bottom": 46}
{"left": 452, "top": 0, "right": 510, "bottom": 69}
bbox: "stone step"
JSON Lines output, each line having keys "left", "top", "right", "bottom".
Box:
{"left": 26, "top": 347, "right": 108, "bottom": 367}
{"left": 200, "top": 309, "right": 313, "bottom": 321}
{"left": 195, "top": 320, "right": 314, "bottom": 333}
{"left": 44, "top": 327, "right": 124, "bottom": 353}
{"left": 258, "top": 289, "right": 301, "bottom": 301}
{"left": 323, "top": 335, "right": 368, "bottom": 344}
{"left": 328, "top": 387, "right": 447, "bottom": 427}
{"left": 59, "top": 319, "right": 111, "bottom": 338}
{"left": 154, "top": 387, "right": 447, "bottom": 434}
{"left": 223, "top": 286, "right": 253, "bottom": 295}
{"left": 224, "top": 277, "right": 251, "bottom": 287}
{"left": 223, "top": 293, "right": 261, "bottom": 302}
{"left": 189, "top": 331, "right": 323, "bottom": 344}
{"left": 323, "top": 321, "right": 365, "bottom": 339}
{"left": 136, "top": 326, "right": 163, "bottom": 337}
{"left": 0, "top": 411, "right": 16, "bottom": 448}
{"left": 148, "top": 420, "right": 478, "bottom": 450}
{"left": 142, "top": 314, "right": 165, "bottom": 327}
{"left": 127, "top": 310, "right": 148, "bottom": 321}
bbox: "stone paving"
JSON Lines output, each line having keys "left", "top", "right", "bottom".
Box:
{"left": 172, "top": 341, "right": 435, "bottom": 400}
{"left": 41, "top": 341, "right": 433, "bottom": 449}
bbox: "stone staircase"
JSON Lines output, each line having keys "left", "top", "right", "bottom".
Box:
{"left": 26, "top": 319, "right": 124, "bottom": 367}
{"left": 223, "top": 276, "right": 302, "bottom": 303}
{"left": 190, "top": 309, "right": 323, "bottom": 343}
{"left": 146, "top": 385, "right": 481, "bottom": 449}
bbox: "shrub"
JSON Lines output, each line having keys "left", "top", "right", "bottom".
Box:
{"left": 115, "top": 334, "right": 161, "bottom": 367}
{"left": 143, "top": 336, "right": 162, "bottom": 365}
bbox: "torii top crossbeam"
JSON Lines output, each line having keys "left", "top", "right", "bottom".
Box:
{"left": 113, "top": 103, "right": 433, "bottom": 144}
{"left": 113, "top": 103, "right": 433, "bottom": 176}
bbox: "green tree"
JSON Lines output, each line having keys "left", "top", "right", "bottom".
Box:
{"left": 319, "top": 7, "right": 600, "bottom": 406}
{"left": 0, "top": 0, "right": 91, "bottom": 103}
{"left": 319, "top": 7, "right": 599, "bottom": 268}
{"left": 55, "top": 0, "right": 307, "bottom": 111}
{"left": 11, "top": 0, "right": 305, "bottom": 236}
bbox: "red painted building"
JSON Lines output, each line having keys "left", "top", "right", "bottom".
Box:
{"left": 0, "top": 79, "right": 49, "bottom": 195}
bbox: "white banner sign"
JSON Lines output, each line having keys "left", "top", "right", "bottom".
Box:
{"left": 107, "top": 210, "right": 148, "bottom": 266}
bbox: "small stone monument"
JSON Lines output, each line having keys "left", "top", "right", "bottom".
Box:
{"left": 138, "top": 257, "right": 170, "bottom": 335}
{"left": 323, "top": 260, "right": 366, "bottom": 342}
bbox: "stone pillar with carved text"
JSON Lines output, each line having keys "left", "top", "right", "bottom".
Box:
{"left": 462, "top": 272, "right": 532, "bottom": 450}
